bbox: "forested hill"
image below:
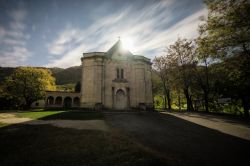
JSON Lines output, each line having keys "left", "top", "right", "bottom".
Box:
{"left": 0, "top": 66, "right": 81, "bottom": 85}
{"left": 50, "top": 66, "right": 81, "bottom": 85}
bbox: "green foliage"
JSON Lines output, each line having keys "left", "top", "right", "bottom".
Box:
{"left": 153, "top": 95, "right": 164, "bottom": 109}
{"left": 197, "top": 0, "right": 250, "bottom": 118}
{"left": 0, "top": 67, "right": 15, "bottom": 83}
{"left": 0, "top": 66, "right": 82, "bottom": 86}
{"left": 153, "top": 48, "right": 180, "bottom": 110}
{"left": 201, "top": 0, "right": 250, "bottom": 57}
{"left": 151, "top": 71, "right": 161, "bottom": 95}
{"left": 0, "top": 66, "right": 81, "bottom": 109}
{"left": 56, "top": 84, "right": 75, "bottom": 91}
{"left": 0, "top": 122, "right": 8, "bottom": 128}
{"left": 221, "top": 103, "right": 244, "bottom": 116}
{"left": 153, "top": 38, "right": 199, "bottom": 111}
{"left": 167, "top": 38, "right": 197, "bottom": 111}
{"left": 3, "top": 67, "right": 56, "bottom": 109}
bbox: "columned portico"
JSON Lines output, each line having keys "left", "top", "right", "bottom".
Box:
{"left": 45, "top": 91, "right": 80, "bottom": 108}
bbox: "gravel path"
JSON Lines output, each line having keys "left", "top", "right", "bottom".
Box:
{"left": 106, "top": 112, "right": 250, "bottom": 166}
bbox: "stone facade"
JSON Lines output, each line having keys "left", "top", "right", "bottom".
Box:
{"left": 80, "top": 40, "right": 153, "bottom": 110}
{"left": 45, "top": 40, "right": 153, "bottom": 110}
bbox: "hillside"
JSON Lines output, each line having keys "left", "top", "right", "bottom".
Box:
{"left": 0, "top": 66, "right": 81, "bottom": 85}
{"left": 51, "top": 66, "right": 81, "bottom": 85}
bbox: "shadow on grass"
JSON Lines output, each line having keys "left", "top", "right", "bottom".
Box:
{"left": 106, "top": 112, "right": 250, "bottom": 166}
{"left": 11, "top": 110, "right": 104, "bottom": 120}
{"left": 0, "top": 111, "right": 174, "bottom": 166}
{"left": 39, "top": 111, "right": 104, "bottom": 120}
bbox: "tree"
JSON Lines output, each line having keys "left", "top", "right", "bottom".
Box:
{"left": 196, "top": 33, "right": 213, "bottom": 112}
{"left": 151, "top": 70, "right": 164, "bottom": 109}
{"left": 204, "top": 0, "right": 250, "bottom": 56}
{"left": 4, "top": 67, "right": 56, "bottom": 109}
{"left": 166, "top": 38, "right": 197, "bottom": 111}
{"left": 200, "top": 0, "right": 250, "bottom": 118}
{"left": 153, "top": 56, "right": 172, "bottom": 110}
{"left": 75, "top": 81, "right": 81, "bottom": 92}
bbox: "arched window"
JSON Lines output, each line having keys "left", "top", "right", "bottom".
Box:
{"left": 116, "top": 68, "right": 124, "bottom": 79}
{"left": 121, "top": 69, "right": 124, "bottom": 79}
{"left": 116, "top": 68, "right": 120, "bottom": 78}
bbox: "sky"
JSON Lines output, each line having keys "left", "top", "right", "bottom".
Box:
{"left": 0, "top": 0, "right": 207, "bottom": 68}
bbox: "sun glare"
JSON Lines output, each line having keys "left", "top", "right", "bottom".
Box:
{"left": 121, "top": 37, "right": 135, "bottom": 52}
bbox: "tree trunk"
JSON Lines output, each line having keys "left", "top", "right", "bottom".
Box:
{"left": 243, "top": 43, "right": 250, "bottom": 56}
{"left": 162, "top": 82, "right": 168, "bottom": 111}
{"left": 204, "top": 91, "right": 209, "bottom": 112}
{"left": 178, "top": 91, "right": 181, "bottom": 111}
{"left": 184, "top": 88, "right": 194, "bottom": 111}
{"left": 204, "top": 60, "right": 210, "bottom": 112}
{"left": 24, "top": 97, "right": 32, "bottom": 110}
{"left": 166, "top": 89, "right": 172, "bottom": 111}
{"left": 241, "top": 97, "right": 249, "bottom": 119}
{"left": 164, "top": 95, "right": 167, "bottom": 110}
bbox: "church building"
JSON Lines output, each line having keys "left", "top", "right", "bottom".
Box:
{"left": 44, "top": 39, "right": 153, "bottom": 110}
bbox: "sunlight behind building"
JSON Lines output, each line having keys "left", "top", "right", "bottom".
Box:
{"left": 120, "top": 37, "right": 135, "bottom": 53}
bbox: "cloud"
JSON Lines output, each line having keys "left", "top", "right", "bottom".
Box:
{"left": 2, "top": 38, "right": 26, "bottom": 46}
{"left": 48, "top": 28, "right": 79, "bottom": 55}
{"left": 10, "top": 21, "right": 26, "bottom": 31}
{"left": 47, "top": 43, "right": 86, "bottom": 67}
{"left": 0, "top": 27, "right": 5, "bottom": 38}
{"left": 46, "top": 1, "right": 207, "bottom": 68}
{"left": 8, "top": 9, "right": 27, "bottom": 22}
{"left": 0, "top": 47, "right": 31, "bottom": 67}
{"left": 0, "top": 8, "right": 31, "bottom": 67}
{"left": 134, "top": 8, "right": 208, "bottom": 56}
{"left": 5, "top": 30, "right": 30, "bottom": 39}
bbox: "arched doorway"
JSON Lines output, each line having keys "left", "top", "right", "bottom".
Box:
{"left": 73, "top": 97, "right": 80, "bottom": 107}
{"left": 55, "top": 96, "right": 62, "bottom": 105}
{"left": 47, "top": 96, "right": 54, "bottom": 105}
{"left": 63, "top": 97, "right": 72, "bottom": 108}
{"left": 115, "top": 89, "right": 127, "bottom": 110}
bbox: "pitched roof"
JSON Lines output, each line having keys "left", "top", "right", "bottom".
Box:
{"left": 106, "top": 39, "right": 133, "bottom": 57}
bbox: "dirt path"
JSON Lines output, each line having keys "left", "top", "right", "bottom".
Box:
{"left": 106, "top": 112, "right": 250, "bottom": 166}
{"left": 0, "top": 113, "right": 109, "bottom": 131}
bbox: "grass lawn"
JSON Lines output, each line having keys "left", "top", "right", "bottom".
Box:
{"left": 15, "top": 110, "right": 65, "bottom": 119}
{"left": 0, "top": 111, "right": 175, "bottom": 166}
{"left": 15, "top": 110, "right": 104, "bottom": 120}
{"left": 0, "top": 122, "right": 8, "bottom": 127}
{"left": 40, "top": 111, "right": 105, "bottom": 120}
